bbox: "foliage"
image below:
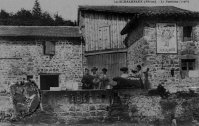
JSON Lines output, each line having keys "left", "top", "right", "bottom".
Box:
{"left": 0, "top": 0, "right": 76, "bottom": 26}
{"left": 0, "top": 10, "right": 11, "bottom": 25}
{"left": 32, "top": 0, "right": 42, "bottom": 18}
{"left": 12, "top": 9, "right": 34, "bottom": 25}
{"left": 0, "top": 9, "right": 10, "bottom": 18}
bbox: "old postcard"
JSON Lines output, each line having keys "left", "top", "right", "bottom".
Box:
{"left": 0, "top": 0, "right": 198, "bottom": 125}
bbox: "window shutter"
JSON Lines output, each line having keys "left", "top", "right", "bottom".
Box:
{"left": 45, "top": 41, "right": 55, "bottom": 55}
{"left": 98, "top": 26, "right": 110, "bottom": 50}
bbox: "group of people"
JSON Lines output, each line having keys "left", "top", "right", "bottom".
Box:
{"left": 120, "top": 65, "right": 150, "bottom": 89}
{"left": 81, "top": 64, "right": 150, "bottom": 90}
{"left": 81, "top": 67, "right": 110, "bottom": 89}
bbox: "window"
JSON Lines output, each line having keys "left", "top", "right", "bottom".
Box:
{"left": 181, "top": 59, "right": 195, "bottom": 78}
{"left": 40, "top": 75, "right": 59, "bottom": 90}
{"left": 183, "top": 26, "right": 192, "bottom": 41}
{"left": 44, "top": 41, "right": 55, "bottom": 55}
{"left": 181, "top": 59, "right": 195, "bottom": 70}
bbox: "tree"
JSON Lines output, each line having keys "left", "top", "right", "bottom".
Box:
{"left": 64, "top": 20, "right": 76, "bottom": 26}
{"left": 32, "top": 0, "right": 42, "bottom": 18}
{"left": 15, "top": 8, "right": 32, "bottom": 19}
{"left": 54, "top": 14, "right": 65, "bottom": 26}
{"left": 54, "top": 14, "right": 76, "bottom": 26}
{"left": 41, "top": 11, "right": 54, "bottom": 25}
{"left": 73, "top": 20, "right": 77, "bottom": 26}
{"left": 0, "top": 10, "right": 10, "bottom": 25}
{"left": 0, "top": 1, "right": 77, "bottom": 26}
{"left": 0, "top": 9, "right": 10, "bottom": 18}
{"left": 13, "top": 9, "right": 33, "bottom": 25}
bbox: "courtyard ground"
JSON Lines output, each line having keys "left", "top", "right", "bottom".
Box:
{"left": 0, "top": 110, "right": 198, "bottom": 126}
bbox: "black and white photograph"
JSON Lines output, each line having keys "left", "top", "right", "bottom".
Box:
{"left": 0, "top": 0, "right": 199, "bottom": 125}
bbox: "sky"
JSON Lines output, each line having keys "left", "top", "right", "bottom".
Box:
{"left": 0, "top": 0, "right": 199, "bottom": 21}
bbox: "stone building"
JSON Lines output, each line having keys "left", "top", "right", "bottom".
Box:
{"left": 121, "top": 6, "right": 199, "bottom": 92}
{"left": 0, "top": 26, "right": 83, "bottom": 92}
{"left": 78, "top": 5, "right": 199, "bottom": 84}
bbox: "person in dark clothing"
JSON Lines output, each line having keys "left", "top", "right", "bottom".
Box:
{"left": 134, "top": 65, "right": 144, "bottom": 89}
{"left": 91, "top": 67, "right": 100, "bottom": 89}
{"left": 120, "top": 67, "right": 129, "bottom": 78}
{"left": 99, "top": 68, "right": 110, "bottom": 89}
{"left": 143, "top": 68, "right": 150, "bottom": 89}
{"left": 81, "top": 68, "right": 94, "bottom": 89}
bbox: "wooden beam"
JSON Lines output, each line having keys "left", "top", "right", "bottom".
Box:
{"left": 85, "top": 48, "right": 127, "bottom": 56}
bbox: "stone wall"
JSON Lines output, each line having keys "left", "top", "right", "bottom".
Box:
{"left": 127, "top": 22, "right": 199, "bottom": 91}
{"left": 41, "top": 90, "right": 111, "bottom": 122}
{"left": 127, "top": 37, "right": 147, "bottom": 71}
{"left": 118, "top": 89, "right": 199, "bottom": 123}
{"left": 0, "top": 95, "right": 13, "bottom": 121}
{"left": 0, "top": 38, "right": 83, "bottom": 92}
{"left": 40, "top": 89, "right": 199, "bottom": 123}
{"left": 1, "top": 89, "right": 199, "bottom": 123}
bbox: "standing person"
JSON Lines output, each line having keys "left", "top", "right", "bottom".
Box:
{"left": 135, "top": 65, "right": 144, "bottom": 89}
{"left": 81, "top": 68, "right": 93, "bottom": 89}
{"left": 91, "top": 67, "right": 100, "bottom": 89}
{"left": 129, "top": 69, "right": 137, "bottom": 80}
{"left": 135, "top": 65, "right": 142, "bottom": 78}
{"left": 120, "top": 67, "right": 129, "bottom": 79}
{"left": 143, "top": 67, "right": 150, "bottom": 89}
{"left": 99, "top": 68, "right": 110, "bottom": 89}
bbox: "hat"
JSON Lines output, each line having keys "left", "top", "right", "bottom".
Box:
{"left": 102, "top": 68, "right": 107, "bottom": 72}
{"left": 91, "top": 67, "right": 98, "bottom": 71}
{"left": 120, "top": 67, "right": 128, "bottom": 72}
{"left": 131, "top": 69, "right": 137, "bottom": 73}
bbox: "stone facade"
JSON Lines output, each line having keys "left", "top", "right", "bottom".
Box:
{"left": 127, "top": 21, "right": 199, "bottom": 92}
{"left": 1, "top": 89, "right": 199, "bottom": 124}
{"left": 38, "top": 89, "right": 199, "bottom": 123}
{"left": 0, "top": 38, "right": 83, "bottom": 92}
{"left": 118, "top": 89, "right": 199, "bottom": 123}
{"left": 41, "top": 90, "right": 111, "bottom": 122}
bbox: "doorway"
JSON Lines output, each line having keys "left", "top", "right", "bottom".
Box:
{"left": 40, "top": 74, "right": 59, "bottom": 90}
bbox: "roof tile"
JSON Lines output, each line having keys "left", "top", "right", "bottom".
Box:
{"left": 79, "top": 5, "right": 193, "bottom": 15}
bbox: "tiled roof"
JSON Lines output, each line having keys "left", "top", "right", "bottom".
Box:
{"left": 79, "top": 5, "right": 193, "bottom": 15}
{"left": 0, "top": 26, "right": 81, "bottom": 37}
